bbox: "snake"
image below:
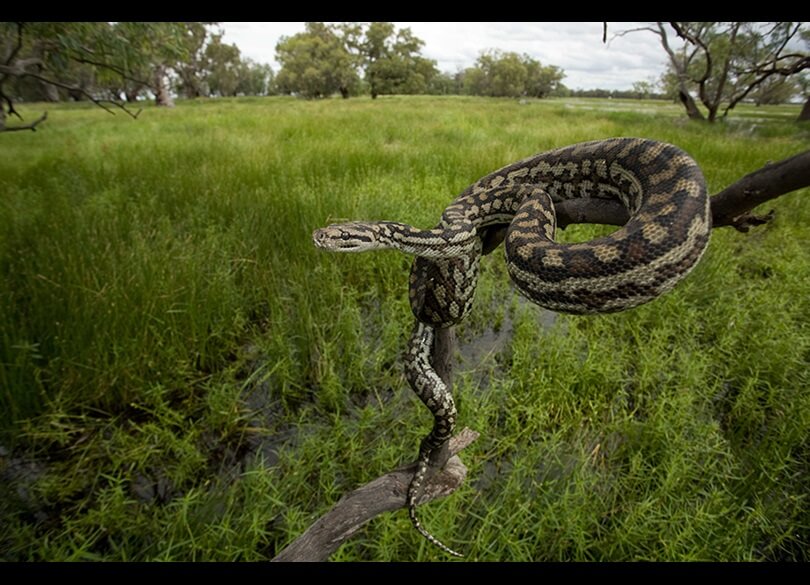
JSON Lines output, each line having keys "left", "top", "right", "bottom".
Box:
{"left": 312, "top": 137, "right": 711, "bottom": 557}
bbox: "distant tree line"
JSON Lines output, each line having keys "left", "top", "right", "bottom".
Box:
{"left": 564, "top": 87, "right": 669, "bottom": 100}
{"left": 2, "top": 22, "right": 806, "bottom": 131}
{"left": 274, "top": 23, "right": 568, "bottom": 100}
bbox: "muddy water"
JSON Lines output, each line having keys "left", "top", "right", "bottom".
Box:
{"left": 1, "top": 299, "right": 565, "bottom": 538}
{"left": 457, "top": 293, "right": 558, "bottom": 391}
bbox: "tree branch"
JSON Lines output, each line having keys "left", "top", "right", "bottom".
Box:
{"left": 670, "top": 21, "right": 713, "bottom": 86}
{"left": 607, "top": 25, "right": 660, "bottom": 48}
{"left": 652, "top": 22, "right": 705, "bottom": 120}
{"left": 711, "top": 23, "right": 740, "bottom": 116}
{"left": 272, "top": 326, "right": 472, "bottom": 561}
{"left": 710, "top": 149, "right": 810, "bottom": 231}
{"left": 1, "top": 90, "right": 22, "bottom": 119}
{"left": 70, "top": 54, "right": 153, "bottom": 90}
{"left": 723, "top": 68, "right": 783, "bottom": 116}
{"left": 0, "top": 65, "right": 142, "bottom": 120}
{"left": 270, "top": 427, "right": 479, "bottom": 562}
{"left": 1, "top": 111, "right": 47, "bottom": 132}
{"left": 761, "top": 22, "right": 803, "bottom": 70}
{"left": 737, "top": 54, "right": 810, "bottom": 77}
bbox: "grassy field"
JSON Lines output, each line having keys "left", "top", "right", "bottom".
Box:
{"left": 1, "top": 95, "right": 808, "bottom": 561}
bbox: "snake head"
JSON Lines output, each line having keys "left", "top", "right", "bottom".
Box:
{"left": 312, "top": 222, "right": 382, "bottom": 252}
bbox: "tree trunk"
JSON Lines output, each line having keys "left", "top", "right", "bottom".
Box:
{"left": 153, "top": 64, "right": 175, "bottom": 108}
{"left": 125, "top": 87, "right": 142, "bottom": 103}
{"left": 0, "top": 105, "right": 5, "bottom": 131}
{"left": 655, "top": 23, "right": 705, "bottom": 121}
{"left": 339, "top": 86, "right": 349, "bottom": 99}
{"left": 183, "top": 83, "right": 201, "bottom": 99}
{"left": 39, "top": 79, "right": 60, "bottom": 102}
{"left": 68, "top": 88, "right": 87, "bottom": 102}
{"left": 679, "top": 89, "right": 705, "bottom": 120}
{"left": 798, "top": 96, "right": 810, "bottom": 122}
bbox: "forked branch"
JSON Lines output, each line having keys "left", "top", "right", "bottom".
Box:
{"left": 2, "top": 111, "right": 47, "bottom": 132}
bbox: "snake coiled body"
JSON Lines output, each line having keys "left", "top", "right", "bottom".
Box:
{"left": 313, "top": 137, "right": 711, "bottom": 557}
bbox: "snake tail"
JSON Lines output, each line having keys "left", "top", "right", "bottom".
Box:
{"left": 404, "top": 322, "right": 463, "bottom": 558}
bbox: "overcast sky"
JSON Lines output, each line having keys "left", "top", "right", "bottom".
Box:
{"left": 220, "top": 22, "right": 675, "bottom": 91}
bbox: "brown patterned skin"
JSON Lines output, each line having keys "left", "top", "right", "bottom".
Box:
{"left": 313, "top": 137, "right": 712, "bottom": 557}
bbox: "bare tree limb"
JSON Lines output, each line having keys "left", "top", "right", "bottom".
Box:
{"left": 1, "top": 90, "right": 22, "bottom": 119}
{"left": 1, "top": 24, "right": 151, "bottom": 127}
{"left": 1, "top": 111, "right": 47, "bottom": 132}
{"left": 721, "top": 25, "right": 810, "bottom": 117}
{"left": 608, "top": 25, "right": 659, "bottom": 44}
{"left": 270, "top": 428, "right": 479, "bottom": 562}
{"left": 670, "top": 21, "right": 713, "bottom": 88}
{"left": 710, "top": 149, "right": 810, "bottom": 231}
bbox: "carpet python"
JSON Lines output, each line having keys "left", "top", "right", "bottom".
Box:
{"left": 312, "top": 137, "right": 711, "bottom": 557}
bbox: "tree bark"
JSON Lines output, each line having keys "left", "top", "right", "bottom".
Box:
{"left": 709, "top": 149, "right": 810, "bottom": 230}
{"left": 798, "top": 96, "right": 810, "bottom": 122}
{"left": 39, "top": 79, "right": 60, "bottom": 102}
{"left": 678, "top": 90, "right": 705, "bottom": 120}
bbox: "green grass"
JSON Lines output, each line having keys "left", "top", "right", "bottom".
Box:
{"left": 1, "top": 95, "right": 808, "bottom": 561}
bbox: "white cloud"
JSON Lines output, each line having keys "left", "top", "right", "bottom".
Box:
{"left": 220, "top": 21, "right": 675, "bottom": 90}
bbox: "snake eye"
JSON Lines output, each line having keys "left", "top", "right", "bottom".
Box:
{"left": 340, "top": 232, "right": 351, "bottom": 240}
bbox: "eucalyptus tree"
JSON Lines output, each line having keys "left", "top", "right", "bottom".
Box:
{"left": 0, "top": 22, "right": 207, "bottom": 130}
{"left": 618, "top": 22, "right": 809, "bottom": 122}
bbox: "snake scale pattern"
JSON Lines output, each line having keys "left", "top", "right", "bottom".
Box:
{"left": 313, "top": 137, "right": 711, "bottom": 557}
